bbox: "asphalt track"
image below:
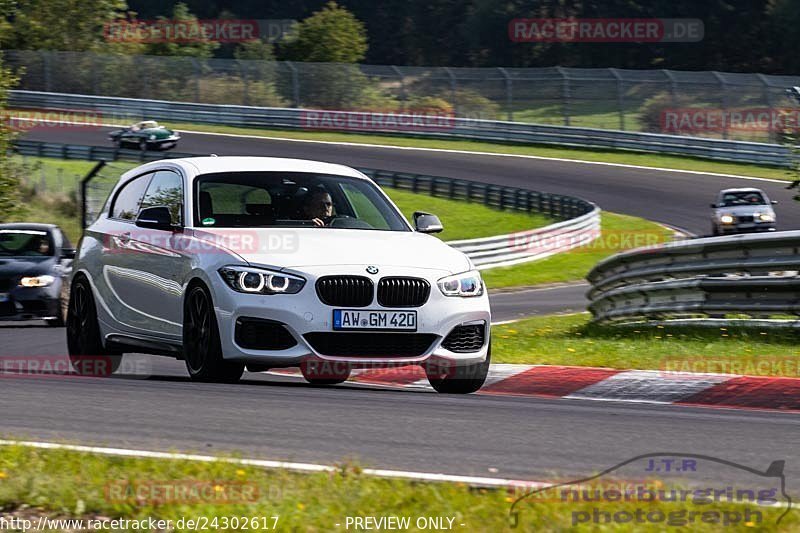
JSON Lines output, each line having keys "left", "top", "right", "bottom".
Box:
{"left": 2, "top": 125, "right": 798, "bottom": 491}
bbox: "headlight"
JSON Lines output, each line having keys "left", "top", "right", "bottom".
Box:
{"left": 720, "top": 215, "right": 735, "bottom": 224}
{"left": 19, "top": 275, "right": 55, "bottom": 288}
{"left": 219, "top": 266, "right": 305, "bottom": 295}
{"left": 437, "top": 270, "right": 483, "bottom": 297}
{"left": 758, "top": 213, "right": 775, "bottom": 222}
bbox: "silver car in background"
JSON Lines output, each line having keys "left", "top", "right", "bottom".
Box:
{"left": 710, "top": 188, "right": 777, "bottom": 236}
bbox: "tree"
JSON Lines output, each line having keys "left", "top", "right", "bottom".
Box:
{"left": 143, "top": 2, "right": 218, "bottom": 58}
{"left": 2, "top": 0, "right": 128, "bottom": 51}
{"left": 0, "top": 0, "right": 23, "bottom": 221}
{"left": 282, "top": 1, "right": 368, "bottom": 63}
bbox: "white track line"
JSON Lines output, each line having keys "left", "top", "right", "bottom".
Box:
{"left": 0, "top": 439, "right": 548, "bottom": 489}
{"left": 17, "top": 117, "right": 784, "bottom": 184}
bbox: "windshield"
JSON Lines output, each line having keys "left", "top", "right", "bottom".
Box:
{"left": 719, "top": 191, "right": 767, "bottom": 207}
{"left": 194, "top": 172, "right": 410, "bottom": 231}
{"left": 0, "top": 229, "right": 54, "bottom": 256}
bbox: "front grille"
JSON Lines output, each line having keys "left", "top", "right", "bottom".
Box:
{"left": 304, "top": 332, "right": 437, "bottom": 357}
{"left": 0, "top": 278, "right": 10, "bottom": 292}
{"left": 441, "top": 323, "right": 486, "bottom": 353}
{"left": 737, "top": 215, "right": 754, "bottom": 223}
{"left": 316, "top": 276, "right": 374, "bottom": 307}
{"left": 377, "top": 277, "right": 430, "bottom": 307}
{"left": 235, "top": 317, "right": 297, "bottom": 350}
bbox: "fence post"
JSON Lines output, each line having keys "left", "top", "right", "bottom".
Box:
{"left": 711, "top": 71, "right": 729, "bottom": 140}
{"left": 757, "top": 73, "right": 775, "bottom": 143}
{"left": 443, "top": 67, "right": 457, "bottom": 116}
{"left": 610, "top": 68, "right": 625, "bottom": 130}
{"left": 43, "top": 51, "right": 52, "bottom": 92}
{"left": 663, "top": 69, "right": 677, "bottom": 105}
{"left": 391, "top": 65, "right": 406, "bottom": 107}
{"left": 192, "top": 58, "right": 201, "bottom": 102}
{"left": 239, "top": 59, "right": 249, "bottom": 106}
{"left": 285, "top": 61, "right": 300, "bottom": 108}
{"left": 498, "top": 67, "right": 513, "bottom": 122}
{"left": 556, "top": 66, "right": 570, "bottom": 126}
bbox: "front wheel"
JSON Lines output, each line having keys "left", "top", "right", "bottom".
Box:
{"left": 66, "top": 276, "right": 122, "bottom": 376}
{"left": 426, "top": 345, "right": 490, "bottom": 394}
{"left": 183, "top": 284, "right": 244, "bottom": 383}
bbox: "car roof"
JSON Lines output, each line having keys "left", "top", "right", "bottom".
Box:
{"left": 718, "top": 188, "right": 765, "bottom": 194}
{"left": 0, "top": 223, "right": 58, "bottom": 232}
{"left": 158, "top": 156, "right": 367, "bottom": 180}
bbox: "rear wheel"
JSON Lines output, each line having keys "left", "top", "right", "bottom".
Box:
{"left": 300, "top": 360, "right": 351, "bottom": 385}
{"left": 426, "top": 344, "right": 490, "bottom": 394}
{"left": 66, "top": 276, "right": 122, "bottom": 376}
{"left": 183, "top": 284, "right": 244, "bottom": 383}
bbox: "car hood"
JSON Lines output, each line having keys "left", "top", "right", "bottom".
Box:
{"left": 192, "top": 228, "right": 472, "bottom": 274}
{"left": 0, "top": 256, "right": 56, "bottom": 277}
{"left": 715, "top": 205, "right": 775, "bottom": 216}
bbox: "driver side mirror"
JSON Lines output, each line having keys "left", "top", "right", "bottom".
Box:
{"left": 135, "top": 206, "right": 177, "bottom": 231}
{"left": 772, "top": 200, "right": 778, "bottom": 205}
{"left": 413, "top": 211, "right": 443, "bottom": 234}
{"left": 709, "top": 203, "right": 717, "bottom": 208}
{"left": 61, "top": 248, "right": 76, "bottom": 260}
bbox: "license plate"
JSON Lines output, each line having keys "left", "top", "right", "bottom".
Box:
{"left": 0, "top": 293, "right": 7, "bottom": 303}
{"left": 333, "top": 309, "right": 417, "bottom": 331}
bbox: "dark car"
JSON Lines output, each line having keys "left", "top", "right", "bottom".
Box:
{"left": 109, "top": 120, "right": 180, "bottom": 151}
{"left": 0, "top": 223, "right": 75, "bottom": 325}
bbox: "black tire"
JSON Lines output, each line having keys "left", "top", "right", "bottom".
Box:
{"left": 183, "top": 284, "right": 244, "bottom": 383}
{"left": 426, "top": 344, "right": 491, "bottom": 394}
{"left": 66, "top": 276, "right": 122, "bottom": 376}
{"left": 300, "top": 360, "right": 351, "bottom": 385}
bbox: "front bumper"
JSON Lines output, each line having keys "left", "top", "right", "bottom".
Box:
{"left": 211, "top": 266, "right": 491, "bottom": 369}
{"left": 0, "top": 286, "right": 60, "bottom": 321}
{"left": 717, "top": 222, "right": 776, "bottom": 234}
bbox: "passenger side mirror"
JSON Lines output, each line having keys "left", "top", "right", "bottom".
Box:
{"left": 413, "top": 211, "right": 443, "bottom": 233}
{"left": 709, "top": 203, "right": 717, "bottom": 208}
{"left": 135, "top": 206, "right": 176, "bottom": 231}
{"left": 772, "top": 200, "right": 778, "bottom": 205}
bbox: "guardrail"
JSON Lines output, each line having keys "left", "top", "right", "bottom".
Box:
{"left": 9, "top": 90, "right": 792, "bottom": 167}
{"left": 586, "top": 231, "right": 800, "bottom": 325}
{"left": 13, "top": 139, "right": 601, "bottom": 270}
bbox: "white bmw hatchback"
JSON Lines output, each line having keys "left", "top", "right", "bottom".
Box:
{"left": 67, "top": 157, "right": 491, "bottom": 393}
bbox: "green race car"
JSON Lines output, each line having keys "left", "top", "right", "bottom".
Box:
{"left": 109, "top": 120, "right": 181, "bottom": 150}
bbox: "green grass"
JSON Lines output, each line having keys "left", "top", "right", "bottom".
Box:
{"left": 482, "top": 212, "right": 673, "bottom": 289}
{"left": 157, "top": 120, "right": 792, "bottom": 181}
{"left": 386, "top": 188, "right": 551, "bottom": 241}
{"left": 9, "top": 156, "right": 553, "bottom": 245}
{"left": 493, "top": 313, "right": 800, "bottom": 376}
{"left": 0, "top": 444, "right": 793, "bottom": 532}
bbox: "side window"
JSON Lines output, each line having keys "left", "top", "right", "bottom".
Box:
{"left": 140, "top": 170, "right": 184, "bottom": 225}
{"left": 111, "top": 174, "right": 152, "bottom": 221}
